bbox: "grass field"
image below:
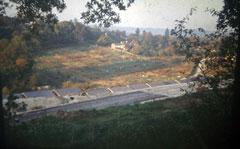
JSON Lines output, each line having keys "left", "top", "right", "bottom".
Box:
{"left": 5, "top": 90, "right": 232, "bottom": 148}
{"left": 34, "top": 45, "right": 193, "bottom": 89}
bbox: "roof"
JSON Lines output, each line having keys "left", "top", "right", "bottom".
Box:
{"left": 110, "top": 86, "right": 133, "bottom": 92}
{"left": 130, "top": 83, "right": 149, "bottom": 90}
{"left": 56, "top": 87, "right": 83, "bottom": 96}
{"left": 24, "top": 90, "right": 55, "bottom": 98}
{"left": 86, "top": 88, "right": 110, "bottom": 95}
{"left": 2, "top": 93, "right": 23, "bottom": 100}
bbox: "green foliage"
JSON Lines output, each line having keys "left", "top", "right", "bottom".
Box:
{"left": 4, "top": 94, "right": 19, "bottom": 121}
{"left": 187, "top": 90, "right": 232, "bottom": 148}
{"left": 10, "top": 0, "right": 66, "bottom": 31}
{"left": 4, "top": 94, "right": 27, "bottom": 123}
{"left": 125, "top": 30, "right": 177, "bottom": 57}
{"left": 141, "top": 32, "right": 153, "bottom": 52}
{"left": 135, "top": 28, "right": 140, "bottom": 36}
{"left": 0, "top": 34, "right": 35, "bottom": 92}
{"left": 213, "top": 1, "right": 240, "bottom": 144}
{"left": 108, "top": 30, "right": 126, "bottom": 43}
{"left": 5, "top": 90, "right": 232, "bottom": 148}
{"left": 97, "top": 35, "right": 112, "bottom": 46}
{"left": 162, "top": 28, "right": 170, "bottom": 49}
{"left": 0, "top": 0, "right": 10, "bottom": 15}
{"left": 171, "top": 4, "right": 239, "bottom": 145}
{"left": 160, "top": 46, "right": 175, "bottom": 57}
{"left": 130, "top": 43, "right": 144, "bottom": 55}
{"left": 0, "top": 16, "right": 16, "bottom": 40}
{"left": 216, "top": 0, "right": 240, "bottom": 32}
{"left": 81, "top": 0, "right": 135, "bottom": 27}
{"left": 171, "top": 7, "right": 235, "bottom": 93}
{"left": 128, "top": 31, "right": 160, "bottom": 57}
{"left": 35, "top": 20, "right": 103, "bottom": 48}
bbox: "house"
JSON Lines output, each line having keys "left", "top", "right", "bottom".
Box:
{"left": 111, "top": 43, "right": 126, "bottom": 51}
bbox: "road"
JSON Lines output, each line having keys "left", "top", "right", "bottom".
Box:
{"left": 16, "top": 82, "right": 194, "bottom": 122}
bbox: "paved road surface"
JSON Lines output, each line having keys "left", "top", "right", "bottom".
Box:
{"left": 16, "top": 82, "right": 193, "bottom": 122}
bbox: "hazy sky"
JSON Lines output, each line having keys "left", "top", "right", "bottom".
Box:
{"left": 7, "top": 0, "right": 223, "bottom": 30}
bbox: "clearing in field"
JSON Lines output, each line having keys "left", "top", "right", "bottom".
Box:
{"left": 34, "top": 45, "right": 193, "bottom": 90}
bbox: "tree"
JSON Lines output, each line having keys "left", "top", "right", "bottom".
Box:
{"left": 0, "top": 0, "right": 9, "bottom": 15}
{"left": 142, "top": 30, "right": 146, "bottom": 42}
{"left": 0, "top": 33, "right": 37, "bottom": 148}
{"left": 81, "top": 0, "right": 135, "bottom": 27}
{"left": 0, "top": 1, "right": 67, "bottom": 148}
{"left": 0, "top": 35, "right": 36, "bottom": 92}
{"left": 97, "top": 34, "right": 112, "bottom": 46}
{"left": 134, "top": 28, "right": 141, "bottom": 43}
{"left": 162, "top": 28, "right": 170, "bottom": 49}
{"left": 171, "top": 1, "right": 239, "bottom": 147}
{"left": 74, "top": 22, "right": 86, "bottom": 43}
{"left": 141, "top": 32, "right": 155, "bottom": 56}
{"left": 216, "top": 0, "right": 240, "bottom": 146}
{"left": 171, "top": 7, "right": 235, "bottom": 92}
{"left": 165, "top": 28, "right": 169, "bottom": 38}
{"left": 135, "top": 28, "right": 140, "bottom": 36}
{"left": 55, "top": 21, "right": 76, "bottom": 43}
{"left": 10, "top": 0, "right": 66, "bottom": 30}
{"left": 130, "top": 43, "right": 144, "bottom": 55}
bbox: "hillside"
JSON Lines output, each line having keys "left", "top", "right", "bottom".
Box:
{"left": 34, "top": 45, "right": 193, "bottom": 90}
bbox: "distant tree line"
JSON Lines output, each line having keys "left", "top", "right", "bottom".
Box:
{"left": 124, "top": 28, "right": 181, "bottom": 57}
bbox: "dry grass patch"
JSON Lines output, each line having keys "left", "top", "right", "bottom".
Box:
{"left": 34, "top": 45, "right": 193, "bottom": 90}
{"left": 69, "top": 62, "right": 194, "bottom": 90}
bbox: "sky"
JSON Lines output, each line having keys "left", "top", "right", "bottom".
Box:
{"left": 7, "top": 0, "right": 223, "bottom": 31}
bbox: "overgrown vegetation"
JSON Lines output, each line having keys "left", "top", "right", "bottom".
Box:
{"left": 5, "top": 89, "right": 232, "bottom": 148}
{"left": 34, "top": 45, "right": 186, "bottom": 89}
